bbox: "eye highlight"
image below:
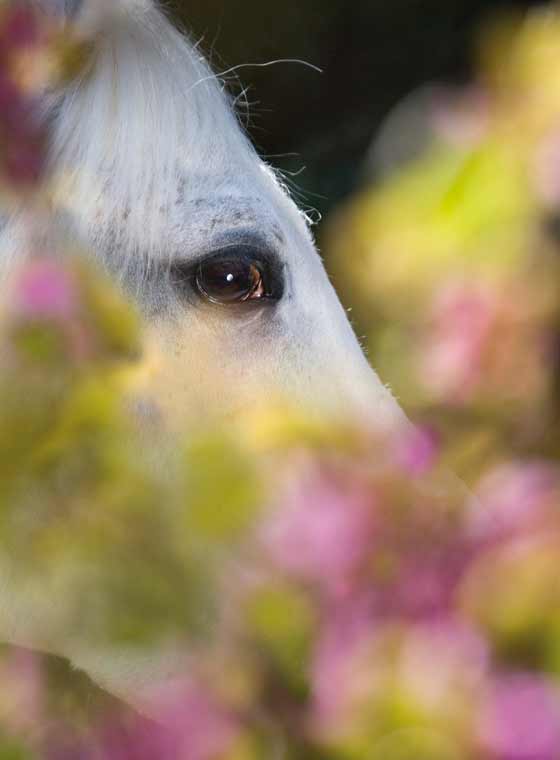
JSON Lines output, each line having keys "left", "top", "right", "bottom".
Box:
{"left": 171, "top": 245, "right": 284, "bottom": 307}
{"left": 196, "top": 256, "right": 265, "bottom": 304}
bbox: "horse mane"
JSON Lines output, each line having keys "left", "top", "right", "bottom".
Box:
{"left": 46, "top": 0, "right": 257, "bottom": 276}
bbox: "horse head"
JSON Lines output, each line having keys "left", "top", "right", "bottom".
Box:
{"left": 2, "top": 0, "right": 406, "bottom": 432}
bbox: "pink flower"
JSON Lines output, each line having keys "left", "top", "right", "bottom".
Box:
{"left": 154, "top": 681, "right": 237, "bottom": 760}
{"left": 393, "top": 425, "right": 440, "bottom": 476}
{"left": 0, "top": 4, "right": 47, "bottom": 188}
{"left": 0, "top": 4, "right": 40, "bottom": 51}
{"left": 11, "top": 259, "right": 78, "bottom": 321}
{"left": 399, "top": 619, "right": 489, "bottom": 707}
{"left": 310, "top": 596, "right": 375, "bottom": 726}
{"left": 365, "top": 489, "right": 471, "bottom": 620}
{"left": 261, "top": 462, "right": 374, "bottom": 597}
{"left": 0, "top": 71, "right": 24, "bottom": 130}
{"left": 420, "top": 277, "right": 547, "bottom": 405}
{"left": 371, "top": 540, "right": 469, "bottom": 620}
{"left": 96, "top": 681, "right": 238, "bottom": 760}
{"left": 420, "top": 280, "right": 497, "bottom": 402}
{"left": 4, "top": 129, "right": 45, "bottom": 186}
{"left": 310, "top": 614, "right": 488, "bottom": 738}
{"left": 0, "top": 649, "right": 44, "bottom": 734}
{"left": 477, "top": 674, "right": 560, "bottom": 760}
{"left": 468, "top": 461, "right": 559, "bottom": 544}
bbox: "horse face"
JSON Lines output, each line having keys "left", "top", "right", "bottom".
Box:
{"left": 2, "top": 0, "right": 406, "bottom": 431}
{"left": 143, "top": 190, "right": 405, "bottom": 430}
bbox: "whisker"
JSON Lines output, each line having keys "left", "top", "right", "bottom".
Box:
{"left": 190, "top": 58, "right": 323, "bottom": 92}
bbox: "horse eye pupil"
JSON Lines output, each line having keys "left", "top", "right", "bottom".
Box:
{"left": 196, "top": 258, "right": 263, "bottom": 304}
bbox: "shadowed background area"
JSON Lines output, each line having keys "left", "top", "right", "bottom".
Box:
{"left": 169, "top": 0, "right": 546, "bottom": 215}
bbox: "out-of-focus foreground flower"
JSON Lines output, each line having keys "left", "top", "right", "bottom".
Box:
{"left": 2, "top": 250, "right": 560, "bottom": 758}
{"left": 327, "top": 5, "right": 560, "bottom": 475}
{"left": 0, "top": 1, "right": 88, "bottom": 193}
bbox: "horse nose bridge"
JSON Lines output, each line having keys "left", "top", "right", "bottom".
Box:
{"left": 318, "top": 330, "right": 403, "bottom": 423}
{"left": 282, "top": 296, "right": 406, "bottom": 429}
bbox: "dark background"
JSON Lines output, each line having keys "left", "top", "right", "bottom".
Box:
{"left": 169, "top": 0, "right": 546, "bottom": 215}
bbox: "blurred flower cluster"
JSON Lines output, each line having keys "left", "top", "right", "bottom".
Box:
{"left": 0, "top": 1, "right": 86, "bottom": 193}
{"left": 3, "top": 2, "right": 560, "bottom": 759}
{"left": 3, "top": 258, "right": 560, "bottom": 759}
{"left": 328, "top": 5, "right": 560, "bottom": 474}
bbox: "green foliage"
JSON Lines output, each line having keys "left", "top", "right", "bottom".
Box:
{"left": 245, "top": 583, "right": 315, "bottom": 700}
{"left": 184, "top": 434, "right": 262, "bottom": 543}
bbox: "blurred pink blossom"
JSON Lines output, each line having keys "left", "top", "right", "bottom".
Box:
{"left": 399, "top": 619, "right": 489, "bottom": 708}
{"left": 0, "top": 2, "right": 47, "bottom": 187}
{"left": 95, "top": 681, "right": 238, "bottom": 760}
{"left": 393, "top": 425, "right": 440, "bottom": 476}
{"left": 0, "top": 649, "right": 44, "bottom": 734}
{"left": 366, "top": 489, "right": 471, "bottom": 619}
{"left": 0, "top": 70, "right": 26, "bottom": 131}
{"left": 310, "top": 595, "right": 375, "bottom": 727}
{"left": 310, "top": 614, "right": 488, "bottom": 738}
{"left": 468, "top": 461, "right": 559, "bottom": 544}
{"left": 261, "top": 463, "right": 374, "bottom": 597}
{"left": 4, "top": 127, "right": 45, "bottom": 185}
{"left": 420, "top": 280, "right": 497, "bottom": 402}
{"left": 379, "top": 549, "right": 466, "bottom": 619}
{"left": 11, "top": 258, "right": 78, "bottom": 321}
{"left": 0, "top": 4, "right": 40, "bottom": 51}
{"left": 420, "top": 277, "right": 548, "bottom": 404}
{"left": 477, "top": 674, "right": 560, "bottom": 760}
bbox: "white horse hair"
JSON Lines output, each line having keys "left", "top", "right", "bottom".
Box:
{"left": 48, "top": 0, "right": 263, "bottom": 272}
{"left": 0, "top": 0, "right": 408, "bottom": 711}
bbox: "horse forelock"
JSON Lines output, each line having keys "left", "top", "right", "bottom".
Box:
{"left": 47, "top": 1, "right": 265, "bottom": 278}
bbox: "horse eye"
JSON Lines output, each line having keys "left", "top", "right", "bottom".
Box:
{"left": 196, "top": 257, "right": 263, "bottom": 304}
{"left": 169, "top": 246, "right": 284, "bottom": 307}
{"left": 193, "top": 250, "right": 280, "bottom": 305}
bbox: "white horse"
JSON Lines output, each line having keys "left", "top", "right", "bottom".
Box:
{"left": 0, "top": 0, "right": 407, "bottom": 711}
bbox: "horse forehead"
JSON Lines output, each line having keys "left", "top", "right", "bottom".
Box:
{"left": 163, "top": 170, "right": 299, "bottom": 250}
{"left": 182, "top": 194, "right": 285, "bottom": 236}
{"left": 149, "top": 194, "right": 287, "bottom": 265}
